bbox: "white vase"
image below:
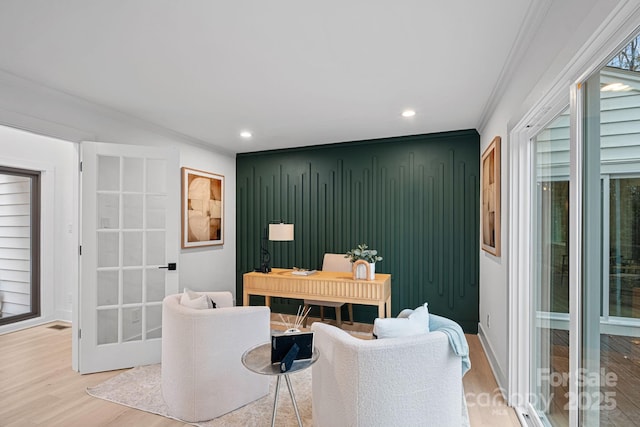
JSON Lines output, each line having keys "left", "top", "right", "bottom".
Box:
{"left": 355, "top": 262, "right": 375, "bottom": 280}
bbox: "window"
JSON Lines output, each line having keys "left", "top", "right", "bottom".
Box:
{"left": 0, "top": 166, "right": 40, "bottom": 326}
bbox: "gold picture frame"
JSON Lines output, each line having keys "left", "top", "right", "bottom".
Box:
{"left": 181, "top": 167, "right": 224, "bottom": 248}
{"left": 481, "top": 136, "right": 501, "bottom": 256}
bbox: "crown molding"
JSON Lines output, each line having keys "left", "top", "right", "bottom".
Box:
{"left": 0, "top": 68, "right": 234, "bottom": 157}
{"left": 477, "top": 0, "right": 554, "bottom": 134}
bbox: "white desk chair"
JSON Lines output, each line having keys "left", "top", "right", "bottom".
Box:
{"left": 303, "top": 253, "right": 353, "bottom": 328}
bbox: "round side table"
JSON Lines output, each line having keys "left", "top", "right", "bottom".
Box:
{"left": 241, "top": 342, "right": 319, "bottom": 427}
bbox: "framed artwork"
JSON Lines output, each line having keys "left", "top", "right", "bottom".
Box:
{"left": 181, "top": 167, "right": 224, "bottom": 248}
{"left": 481, "top": 136, "right": 501, "bottom": 256}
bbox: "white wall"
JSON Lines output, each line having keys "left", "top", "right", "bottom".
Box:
{"left": 0, "top": 71, "right": 237, "bottom": 335}
{"left": 478, "top": 0, "right": 623, "bottom": 390}
{"left": 178, "top": 149, "right": 237, "bottom": 299}
{"left": 0, "top": 126, "right": 77, "bottom": 334}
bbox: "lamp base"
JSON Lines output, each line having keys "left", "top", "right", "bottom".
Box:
{"left": 254, "top": 262, "right": 271, "bottom": 273}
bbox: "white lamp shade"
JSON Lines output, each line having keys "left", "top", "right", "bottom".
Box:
{"left": 269, "top": 223, "right": 294, "bottom": 241}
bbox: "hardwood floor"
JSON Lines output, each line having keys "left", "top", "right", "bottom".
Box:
{"left": 545, "top": 329, "right": 640, "bottom": 427}
{"left": 0, "top": 318, "right": 521, "bottom": 427}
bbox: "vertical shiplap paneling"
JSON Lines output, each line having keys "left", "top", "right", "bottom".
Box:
{"left": 469, "top": 174, "right": 479, "bottom": 292}
{"left": 427, "top": 175, "right": 434, "bottom": 287}
{"left": 447, "top": 150, "right": 455, "bottom": 309}
{"left": 237, "top": 130, "right": 480, "bottom": 331}
{"left": 418, "top": 164, "right": 426, "bottom": 304}
{"left": 437, "top": 162, "right": 445, "bottom": 298}
{"left": 458, "top": 160, "right": 467, "bottom": 298}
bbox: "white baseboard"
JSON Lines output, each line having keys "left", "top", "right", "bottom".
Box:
{"left": 0, "top": 314, "right": 58, "bottom": 335}
{"left": 477, "top": 322, "right": 508, "bottom": 397}
{"left": 55, "top": 309, "right": 72, "bottom": 322}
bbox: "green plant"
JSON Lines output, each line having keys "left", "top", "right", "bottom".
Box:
{"left": 345, "top": 243, "right": 383, "bottom": 263}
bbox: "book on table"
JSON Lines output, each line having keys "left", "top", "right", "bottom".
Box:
{"left": 291, "top": 269, "right": 317, "bottom": 276}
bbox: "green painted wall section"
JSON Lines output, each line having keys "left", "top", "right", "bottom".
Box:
{"left": 236, "top": 130, "right": 480, "bottom": 332}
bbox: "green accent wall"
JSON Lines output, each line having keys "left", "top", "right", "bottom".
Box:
{"left": 236, "top": 129, "right": 480, "bottom": 332}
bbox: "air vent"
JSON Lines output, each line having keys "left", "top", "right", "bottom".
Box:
{"left": 48, "top": 324, "right": 70, "bottom": 330}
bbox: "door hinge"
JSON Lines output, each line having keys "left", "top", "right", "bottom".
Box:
{"left": 79, "top": 161, "right": 83, "bottom": 172}
{"left": 79, "top": 245, "right": 82, "bottom": 255}
{"left": 78, "top": 329, "right": 82, "bottom": 339}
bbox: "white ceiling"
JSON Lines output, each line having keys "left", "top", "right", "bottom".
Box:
{"left": 0, "top": 1, "right": 533, "bottom": 154}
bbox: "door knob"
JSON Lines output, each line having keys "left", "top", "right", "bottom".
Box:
{"left": 159, "top": 262, "right": 177, "bottom": 271}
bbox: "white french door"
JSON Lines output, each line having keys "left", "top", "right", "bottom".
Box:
{"left": 78, "top": 142, "right": 179, "bottom": 374}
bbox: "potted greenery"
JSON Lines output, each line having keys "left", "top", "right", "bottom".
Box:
{"left": 345, "top": 243, "right": 383, "bottom": 280}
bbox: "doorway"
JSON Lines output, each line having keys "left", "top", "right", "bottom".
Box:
{"left": 0, "top": 166, "right": 40, "bottom": 326}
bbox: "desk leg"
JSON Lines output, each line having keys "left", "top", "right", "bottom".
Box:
{"left": 378, "top": 303, "right": 385, "bottom": 318}
{"left": 386, "top": 296, "right": 392, "bottom": 318}
{"left": 265, "top": 295, "right": 271, "bottom": 307}
{"left": 271, "top": 375, "right": 281, "bottom": 427}
{"left": 284, "top": 374, "right": 303, "bottom": 427}
{"left": 243, "top": 291, "right": 249, "bottom": 306}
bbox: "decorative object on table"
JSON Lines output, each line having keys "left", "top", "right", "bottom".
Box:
{"left": 279, "top": 343, "right": 300, "bottom": 372}
{"left": 181, "top": 167, "right": 224, "bottom": 248}
{"left": 256, "top": 221, "right": 294, "bottom": 273}
{"left": 345, "top": 243, "right": 382, "bottom": 280}
{"left": 291, "top": 267, "right": 317, "bottom": 276}
{"left": 273, "top": 306, "right": 314, "bottom": 369}
{"left": 481, "top": 136, "right": 501, "bottom": 256}
{"left": 279, "top": 306, "right": 311, "bottom": 333}
{"left": 271, "top": 333, "right": 314, "bottom": 365}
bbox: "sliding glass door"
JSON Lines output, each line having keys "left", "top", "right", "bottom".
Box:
{"left": 532, "top": 108, "right": 571, "bottom": 427}
{"left": 579, "top": 49, "right": 640, "bottom": 426}
{"left": 527, "top": 34, "right": 640, "bottom": 427}
{"left": 0, "top": 166, "right": 40, "bottom": 326}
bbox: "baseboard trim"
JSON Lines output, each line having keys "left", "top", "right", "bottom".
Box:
{"left": 477, "top": 322, "right": 508, "bottom": 396}
{"left": 56, "top": 309, "right": 72, "bottom": 322}
{"left": 0, "top": 314, "right": 59, "bottom": 336}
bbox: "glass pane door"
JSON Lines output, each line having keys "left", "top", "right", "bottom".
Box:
{"left": 532, "top": 108, "right": 571, "bottom": 427}
{"left": 579, "top": 35, "right": 640, "bottom": 426}
{"left": 79, "top": 142, "right": 178, "bottom": 374}
{"left": 95, "top": 153, "right": 167, "bottom": 344}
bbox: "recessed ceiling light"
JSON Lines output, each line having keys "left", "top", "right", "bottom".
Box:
{"left": 402, "top": 110, "right": 416, "bottom": 117}
{"left": 240, "top": 131, "right": 252, "bottom": 139}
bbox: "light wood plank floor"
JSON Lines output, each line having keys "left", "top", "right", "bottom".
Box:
{"left": 0, "top": 318, "right": 521, "bottom": 427}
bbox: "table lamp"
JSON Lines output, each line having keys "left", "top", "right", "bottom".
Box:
{"left": 258, "top": 221, "right": 294, "bottom": 273}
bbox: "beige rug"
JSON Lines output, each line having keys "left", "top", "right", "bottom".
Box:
{"left": 86, "top": 364, "right": 311, "bottom": 427}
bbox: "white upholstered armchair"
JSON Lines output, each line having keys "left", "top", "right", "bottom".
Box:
{"left": 310, "top": 322, "right": 463, "bottom": 427}
{"left": 161, "top": 291, "right": 271, "bottom": 423}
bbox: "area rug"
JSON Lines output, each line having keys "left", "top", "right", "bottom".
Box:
{"left": 88, "top": 363, "right": 470, "bottom": 427}
{"left": 86, "top": 364, "right": 311, "bottom": 427}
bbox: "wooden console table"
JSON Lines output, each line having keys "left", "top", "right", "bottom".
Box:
{"left": 243, "top": 268, "right": 392, "bottom": 318}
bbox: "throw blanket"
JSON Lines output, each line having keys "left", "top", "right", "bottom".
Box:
{"left": 429, "top": 313, "right": 471, "bottom": 376}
